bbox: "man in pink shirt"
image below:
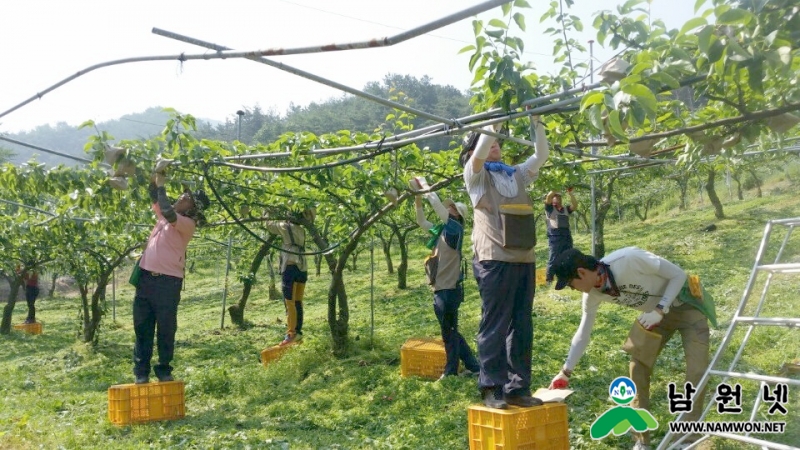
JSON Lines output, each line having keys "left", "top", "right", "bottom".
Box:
{"left": 132, "top": 172, "right": 210, "bottom": 384}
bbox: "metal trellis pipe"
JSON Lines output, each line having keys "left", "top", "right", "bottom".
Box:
{"left": 0, "top": 135, "right": 100, "bottom": 165}
{"left": 152, "top": 28, "right": 460, "bottom": 127}
{"left": 0, "top": 0, "right": 512, "bottom": 121}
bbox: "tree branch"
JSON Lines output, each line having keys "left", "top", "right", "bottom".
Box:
{"left": 630, "top": 102, "right": 800, "bottom": 143}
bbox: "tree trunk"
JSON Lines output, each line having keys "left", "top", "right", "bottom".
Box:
{"left": 673, "top": 173, "right": 690, "bottom": 210}
{"left": 0, "top": 278, "right": 23, "bottom": 334}
{"left": 747, "top": 168, "right": 762, "bottom": 198}
{"left": 705, "top": 169, "right": 725, "bottom": 219}
{"left": 381, "top": 237, "right": 394, "bottom": 275}
{"left": 229, "top": 240, "right": 271, "bottom": 327}
{"left": 302, "top": 220, "right": 346, "bottom": 354}
{"left": 397, "top": 231, "right": 409, "bottom": 290}
{"left": 327, "top": 271, "right": 350, "bottom": 355}
{"left": 48, "top": 272, "right": 57, "bottom": 298}
{"left": 79, "top": 283, "right": 91, "bottom": 341}
{"left": 84, "top": 278, "right": 107, "bottom": 344}
{"left": 314, "top": 254, "right": 322, "bottom": 277}
{"left": 730, "top": 171, "right": 744, "bottom": 201}
{"left": 633, "top": 204, "right": 647, "bottom": 222}
{"left": 267, "top": 253, "right": 281, "bottom": 300}
{"left": 593, "top": 174, "right": 619, "bottom": 258}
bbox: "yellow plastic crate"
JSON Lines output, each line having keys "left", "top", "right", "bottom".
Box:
{"left": 535, "top": 268, "right": 547, "bottom": 287}
{"left": 261, "top": 342, "right": 298, "bottom": 367}
{"left": 108, "top": 381, "right": 185, "bottom": 426}
{"left": 400, "top": 337, "right": 446, "bottom": 379}
{"left": 468, "top": 402, "right": 569, "bottom": 450}
{"left": 13, "top": 322, "right": 42, "bottom": 335}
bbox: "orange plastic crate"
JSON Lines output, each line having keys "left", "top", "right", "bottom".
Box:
{"left": 13, "top": 322, "right": 42, "bottom": 335}
{"left": 535, "top": 268, "right": 547, "bottom": 287}
{"left": 400, "top": 337, "right": 446, "bottom": 379}
{"left": 260, "top": 342, "right": 298, "bottom": 367}
{"left": 108, "top": 381, "right": 185, "bottom": 426}
{"left": 468, "top": 402, "right": 569, "bottom": 450}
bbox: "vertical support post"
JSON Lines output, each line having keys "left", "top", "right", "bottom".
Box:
{"left": 220, "top": 236, "right": 232, "bottom": 329}
{"left": 370, "top": 234, "right": 375, "bottom": 348}
{"left": 589, "top": 40, "right": 598, "bottom": 256}
{"left": 236, "top": 110, "right": 245, "bottom": 141}
{"left": 112, "top": 268, "right": 116, "bottom": 322}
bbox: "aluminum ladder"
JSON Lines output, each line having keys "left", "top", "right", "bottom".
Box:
{"left": 658, "top": 217, "right": 800, "bottom": 450}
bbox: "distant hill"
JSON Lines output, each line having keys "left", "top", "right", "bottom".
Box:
{"left": 3, "top": 107, "right": 182, "bottom": 167}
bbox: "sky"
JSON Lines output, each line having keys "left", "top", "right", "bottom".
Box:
{"left": 0, "top": 0, "right": 698, "bottom": 134}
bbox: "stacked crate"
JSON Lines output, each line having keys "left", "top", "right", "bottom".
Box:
{"left": 468, "top": 403, "right": 569, "bottom": 449}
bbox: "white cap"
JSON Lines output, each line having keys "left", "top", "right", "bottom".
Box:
{"left": 443, "top": 199, "right": 469, "bottom": 219}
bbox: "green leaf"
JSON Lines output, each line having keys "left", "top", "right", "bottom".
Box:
{"left": 649, "top": 72, "right": 680, "bottom": 90}
{"left": 78, "top": 120, "right": 96, "bottom": 130}
{"left": 621, "top": 83, "right": 657, "bottom": 116}
{"left": 707, "top": 40, "right": 725, "bottom": 63}
{"left": 677, "top": 17, "right": 707, "bottom": 40}
{"left": 588, "top": 104, "right": 604, "bottom": 131}
{"left": 608, "top": 109, "right": 626, "bottom": 137}
{"left": 629, "top": 62, "right": 650, "bottom": 75}
{"left": 514, "top": 0, "right": 531, "bottom": 7}
{"left": 501, "top": 2, "right": 511, "bottom": 15}
{"left": 458, "top": 44, "right": 476, "bottom": 55}
{"left": 717, "top": 8, "right": 754, "bottom": 25}
{"left": 748, "top": 60, "right": 763, "bottom": 92}
{"left": 696, "top": 25, "right": 715, "bottom": 54}
{"left": 727, "top": 41, "right": 752, "bottom": 62}
{"left": 488, "top": 19, "right": 508, "bottom": 29}
{"left": 581, "top": 91, "right": 606, "bottom": 112}
{"left": 513, "top": 13, "right": 526, "bottom": 31}
{"left": 486, "top": 29, "right": 505, "bottom": 38}
{"left": 694, "top": 0, "right": 707, "bottom": 13}
{"left": 472, "top": 20, "right": 482, "bottom": 37}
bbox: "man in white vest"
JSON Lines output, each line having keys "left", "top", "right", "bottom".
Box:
{"left": 460, "top": 116, "right": 550, "bottom": 409}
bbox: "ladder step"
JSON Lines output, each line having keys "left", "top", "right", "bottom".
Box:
{"left": 755, "top": 263, "right": 800, "bottom": 273}
{"left": 734, "top": 317, "right": 800, "bottom": 327}
{"left": 708, "top": 370, "right": 800, "bottom": 386}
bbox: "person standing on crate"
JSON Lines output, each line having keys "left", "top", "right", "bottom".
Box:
{"left": 544, "top": 189, "right": 577, "bottom": 285}
{"left": 133, "top": 163, "right": 210, "bottom": 384}
{"left": 460, "top": 116, "right": 550, "bottom": 409}
{"left": 265, "top": 208, "right": 314, "bottom": 346}
{"left": 547, "top": 247, "right": 717, "bottom": 450}
{"left": 20, "top": 267, "right": 40, "bottom": 324}
{"left": 412, "top": 177, "right": 480, "bottom": 380}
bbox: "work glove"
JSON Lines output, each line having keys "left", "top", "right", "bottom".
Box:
{"left": 154, "top": 156, "right": 174, "bottom": 174}
{"left": 548, "top": 370, "right": 570, "bottom": 390}
{"left": 638, "top": 310, "right": 663, "bottom": 330}
{"left": 408, "top": 176, "right": 429, "bottom": 192}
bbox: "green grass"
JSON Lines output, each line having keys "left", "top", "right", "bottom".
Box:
{"left": 1, "top": 183, "right": 799, "bottom": 449}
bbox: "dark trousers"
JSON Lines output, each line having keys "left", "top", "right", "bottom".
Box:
{"left": 133, "top": 270, "right": 182, "bottom": 379}
{"left": 546, "top": 234, "right": 573, "bottom": 282}
{"left": 25, "top": 286, "right": 39, "bottom": 322}
{"left": 473, "top": 258, "right": 536, "bottom": 396}
{"left": 434, "top": 285, "right": 480, "bottom": 376}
